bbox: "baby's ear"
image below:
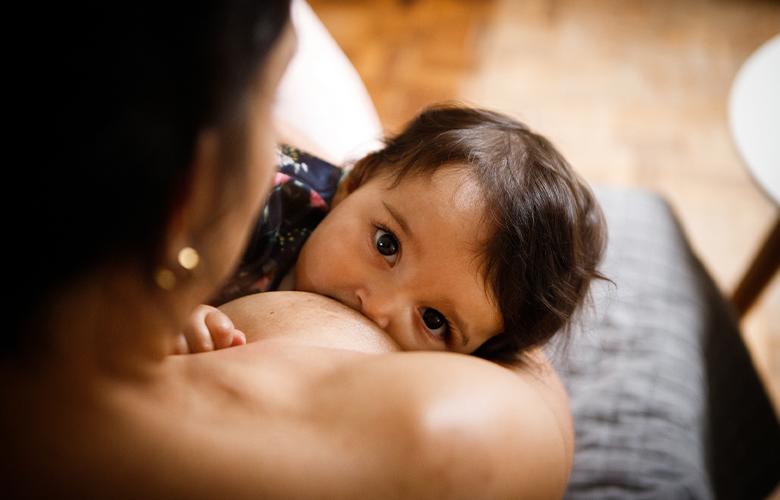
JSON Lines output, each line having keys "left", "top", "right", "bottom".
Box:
{"left": 331, "top": 178, "right": 350, "bottom": 208}
{"left": 331, "top": 163, "right": 365, "bottom": 207}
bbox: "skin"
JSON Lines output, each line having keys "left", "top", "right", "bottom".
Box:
{"left": 181, "top": 161, "right": 502, "bottom": 355}
{"left": 294, "top": 167, "right": 502, "bottom": 354}
{"left": 2, "top": 18, "right": 574, "bottom": 499}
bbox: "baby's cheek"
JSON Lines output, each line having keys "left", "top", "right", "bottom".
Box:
{"left": 295, "top": 236, "right": 331, "bottom": 293}
{"left": 292, "top": 246, "right": 315, "bottom": 293}
{"left": 296, "top": 212, "right": 358, "bottom": 295}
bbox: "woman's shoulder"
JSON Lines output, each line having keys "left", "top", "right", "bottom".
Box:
{"left": 217, "top": 291, "right": 573, "bottom": 496}
{"left": 178, "top": 292, "right": 572, "bottom": 497}
{"left": 322, "top": 350, "right": 573, "bottom": 498}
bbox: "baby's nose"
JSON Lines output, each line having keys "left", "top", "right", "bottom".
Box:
{"left": 356, "top": 289, "right": 390, "bottom": 330}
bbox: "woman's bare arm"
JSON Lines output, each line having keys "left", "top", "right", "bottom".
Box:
{"left": 275, "top": 118, "right": 340, "bottom": 165}
{"left": 310, "top": 351, "right": 572, "bottom": 498}
{"left": 208, "top": 292, "right": 573, "bottom": 498}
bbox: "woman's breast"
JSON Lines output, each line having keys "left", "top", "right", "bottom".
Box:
{"left": 169, "top": 292, "right": 400, "bottom": 419}
{"left": 219, "top": 291, "right": 401, "bottom": 354}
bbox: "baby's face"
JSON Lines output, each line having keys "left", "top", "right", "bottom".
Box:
{"left": 294, "top": 167, "right": 502, "bottom": 354}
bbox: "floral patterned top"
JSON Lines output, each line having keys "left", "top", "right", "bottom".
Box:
{"left": 212, "top": 145, "right": 343, "bottom": 305}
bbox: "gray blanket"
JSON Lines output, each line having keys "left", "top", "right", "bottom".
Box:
{"left": 545, "top": 187, "right": 780, "bottom": 499}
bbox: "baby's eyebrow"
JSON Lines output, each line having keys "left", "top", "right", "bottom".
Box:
{"left": 383, "top": 202, "right": 414, "bottom": 241}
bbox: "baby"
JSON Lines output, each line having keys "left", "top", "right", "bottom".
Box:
{"left": 176, "top": 104, "right": 607, "bottom": 364}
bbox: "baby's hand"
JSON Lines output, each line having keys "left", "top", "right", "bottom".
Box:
{"left": 173, "top": 304, "right": 247, "bottom": 354}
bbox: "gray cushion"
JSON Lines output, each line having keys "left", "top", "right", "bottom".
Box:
{"left": 545, "top": 187, "right": 780, "bottom": 500}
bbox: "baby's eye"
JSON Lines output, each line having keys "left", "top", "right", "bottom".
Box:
{"left": 421, "top": 308, "right": 449, "bottom": 341}
{"left": 373, "top": 227, "right": 399, "bottom": 264}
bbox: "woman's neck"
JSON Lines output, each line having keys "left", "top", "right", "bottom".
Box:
{"left": 22, "top": 261, "right": 196, "bottom": 385}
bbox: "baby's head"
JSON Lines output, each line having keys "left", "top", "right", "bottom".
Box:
{"left": 295, "top": 104, "right": 606, "bottom": 364}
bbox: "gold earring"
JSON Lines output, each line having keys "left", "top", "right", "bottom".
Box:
{"left": 177, "top": 246, "right": 200, "bottom": 270}
{"left": 154, "top": 246, "right": 200, "bottom": 291}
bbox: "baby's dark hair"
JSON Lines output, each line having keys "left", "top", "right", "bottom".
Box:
{"left": 345, "top": 104, "right": 607, "bottom": 364}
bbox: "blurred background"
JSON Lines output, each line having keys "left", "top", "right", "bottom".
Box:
{"left": 308, "top": 0, "right": 780, "bottom": 412}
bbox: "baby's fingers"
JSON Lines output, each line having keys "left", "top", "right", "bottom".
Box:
{"left": 172, "top": 334, "right": 190, "bottom": 355}
{"left": 182, "top": 305, "right": 217, "bottom": 353}
{"left": 204, "top": 309, "right": 246, "bottom": 350}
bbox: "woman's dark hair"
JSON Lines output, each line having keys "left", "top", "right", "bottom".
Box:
{"left": 346, "top": 104, "right": 608, "bottom": 364}
{"left": 7, "top": 2, "right": 291, "bottom": 355}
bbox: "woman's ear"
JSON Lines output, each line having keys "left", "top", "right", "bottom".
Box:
{"left": 161, "top": 130, "right": 223, "bottom": 261}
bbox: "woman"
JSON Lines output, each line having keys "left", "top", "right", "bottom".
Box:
{"left": 3, "top": 2, "right": 573, "bottom": 497}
